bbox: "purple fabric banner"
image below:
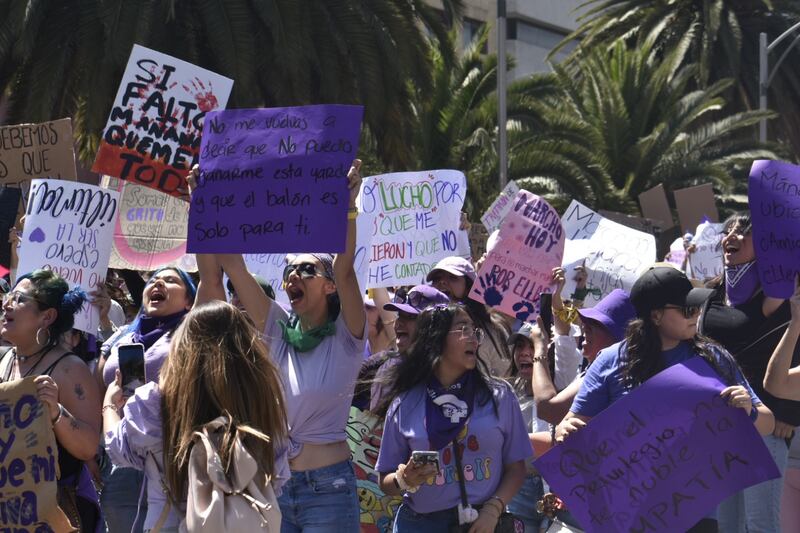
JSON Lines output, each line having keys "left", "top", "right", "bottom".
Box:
{"left": 748, "top": 159, "right": 800, "bottom": 298}
{"left": 187, "top": 105, "right": 363, "bottom": 253}
{"left": 534, "top": 357, "right": 780, "bottom": 533}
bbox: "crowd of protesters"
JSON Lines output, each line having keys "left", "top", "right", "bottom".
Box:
{"left": 1, "top": 159, "right": 799, "bottom": 533}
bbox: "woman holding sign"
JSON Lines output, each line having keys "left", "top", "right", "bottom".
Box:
{"left": 374, "top": 303, "right": 531, "bottom": 532}
{"left": 556, "top": 266, "right": 774, "bottom": 531}
{"left": 199, "top": 160, "right": 367, "bottom": 532}
{"left": 700, "top": 213, "right": 798, "bottom": 533}
{"left": 0, "top": 269, "right": 102, "bottom": 532}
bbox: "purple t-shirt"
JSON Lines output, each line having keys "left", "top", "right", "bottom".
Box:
{"left": 375, "top": 380, "right": 532, "bottom": 513}
{"left": 102, "top": 329, "right": 172, "bottom": 386}
{"left": 263, "top": 303, "right": 366, "bottom": 459}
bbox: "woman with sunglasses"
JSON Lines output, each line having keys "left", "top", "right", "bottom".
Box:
{"left": 0, "top": 269, "right": 102, "bottom": 531}
{"left": 198, "top": 160, "right": 366, "bottom": 532}
{"left": 556, "top": 266, "right": 774, "bottom": 532}
{"left": 699, "top": 213, "right": 798, "bottom": 533}
{"left": 95, "top": 267, "right": 197, "bottom": 533}
{"left": 375, "top": 303, "right": 531, "bottom": 532}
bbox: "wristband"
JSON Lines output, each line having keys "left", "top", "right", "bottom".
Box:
{"left": 51, "top": 404, "right": 64, "bottom": 427}
{"left": 102, "top": 404, "right": 120, "bottom": 415}
{"left": 348, "top": 211, "right": 358, "bottom": 220}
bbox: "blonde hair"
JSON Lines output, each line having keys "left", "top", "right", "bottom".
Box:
{"left": 160, "top": 301, "right": 288, "bottom": 498}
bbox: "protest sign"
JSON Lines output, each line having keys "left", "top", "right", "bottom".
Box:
{"left": 347, "top": 406, "right": 401, "bottom": 533}
{"left": 92, "top": 45, "right": 233, "bottom": 197}
{"left": 102, "top": 176, "right": 196, "bottom": 272}
{"left": 561, "top": 200, "right": 656, "bottom": 307}
{"left": 0, "top": 187, "right": 22, "bottom": 268}
{"left": 748, "top": 159, "right": 800, "bottom": 298}
{"left": 186, "top": 105, "right": 363, "bottom": 254}
{"left": 688, "top": 220, "right": 723, "bottom": 281}
{"left": 674, "top": 184, "right": 719, "bottom": 233}
{"left": 535, "top": 357, "right": 780, "bottom": 533}
{"left": 0, "top": 377, "right": 74, "bottom": 533}
{"left": 357, "top": 170, "right": 471, "bottom": 288}
{"left": 480, "top": 180, "right": 520, "bottom": 232}
{"left": 469, "top": 191, "right": 563, "bottom": 321}
{"left": 666, "top": 237, "right": 686, "bottom": 270}
{"left": 17, "top": 180, "right": 119, "bottom": 333}
{"left": 0, "top": 118, "right": 77, "bottom": 208}
{"left": 638, "top": 184, "right": 673, "bottom": 228}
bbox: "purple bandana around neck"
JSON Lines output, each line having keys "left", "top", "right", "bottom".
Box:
{"left": 424, "top": 371, "right": 476, "bottom": 451}
{"left": 725, "top": 261, "right": 760, "bottom": 306}
{"left": 132, "top": 311, "right": 187, "bottom": 351}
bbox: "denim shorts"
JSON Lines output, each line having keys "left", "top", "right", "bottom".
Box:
{"left": 278, "top": 459, "right": 359, "bottom": 533}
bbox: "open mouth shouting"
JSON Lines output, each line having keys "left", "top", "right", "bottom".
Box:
{"left": 285, "top": 284, "right": 305, "bottom": 306}
{"left": 147, "top": 288, "right": 167, "bottom": 306}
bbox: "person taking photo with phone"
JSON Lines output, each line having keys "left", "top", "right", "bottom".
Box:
{"left": 375, "top": 303, "right": 531, "bottom": 533}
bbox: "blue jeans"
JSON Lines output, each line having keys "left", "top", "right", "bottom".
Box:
{"left": 392, "top": 504, "right": 458, "bottom": 532}
{"left": 507, "top": 474, "right": 545, "bottom": 532}
{"left": 278, "top": 459, "right": 359, "bottom": 533}
{"left": 718, "top": 433, "right": 791, "bottom": 533}
{"left": 100, "top": 463, "right": 145, "bottom": 533}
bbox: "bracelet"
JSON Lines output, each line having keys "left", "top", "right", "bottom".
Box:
{"left": 532, "top": 355, "right": 548, "bottom": 364}
{"left": 554, "top": 305, "right": 578, "bottom": 324}
{"left": 347, "top": 211, "right": 358, "bottom": 220}
{"left": 347, "top": 207, "right": 358, "bottom": 213}
{"left": 395, "top": 464, "right": 419, "bottom": 493}
{"left": 488, "top": 495, "right": 505, "bottom": 509}
{"left": 51, "top": 404, "right": 64, "bottom": 427}
{"left": 102, "top": 404, "right": 120, "bottom": 415}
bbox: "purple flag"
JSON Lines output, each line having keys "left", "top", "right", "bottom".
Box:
{"left": 534, "top": 357, "right": 779, "bottom": 532}
{"left": 748, "top": 159, "right": 800, "bottom": 298}
{"left": 187, "top": 105, "right": 363, "bottom": 253}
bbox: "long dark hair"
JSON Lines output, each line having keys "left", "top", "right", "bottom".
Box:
{"left": 374, "top": 303, "right": 500, "bottom": 418}
{"left": 462, "top": 277, "right": 511, "bottom": 362}
{"left": 707, "top": 211, "right": 753, "bottom": 291}
{"left": 621, "top": 316, "right": 738, "bottom": 388}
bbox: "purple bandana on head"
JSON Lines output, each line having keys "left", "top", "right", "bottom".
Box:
{"left": 726, "top": 261, "right": 760, "bottom": 306}
{"left": 425, "top": 371, "right": 476, "bottom": 451}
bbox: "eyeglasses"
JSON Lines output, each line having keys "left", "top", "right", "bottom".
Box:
{"left": 282, "top": 262, "right": 322, "bottom": 282}
{"left": 662, "top": 305, "right": 700, "bottom": 318}
{"left": 2, "top": 291, "right": 42, "bottom": 308}
{"left": 450, "top": 325, "right": 485, "bottom": 344}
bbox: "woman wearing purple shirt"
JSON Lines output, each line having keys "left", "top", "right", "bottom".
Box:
{"left": 198, "top": 160, "right": 367, "bottom": 532}
{"left": 375, "top": 303, "right": 532, "bottom": 532}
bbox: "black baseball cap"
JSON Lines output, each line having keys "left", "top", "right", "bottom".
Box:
{"left": 629, "top": 267, "right": 713, "bottom": 318}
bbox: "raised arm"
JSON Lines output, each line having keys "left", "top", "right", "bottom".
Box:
{"left": 334, "top": 159, "right": 366, "bottom": 339}
{"left": 195, "top": 254, "right": 226, "bottom": 306}
{"left": 218, "top": 254, "right": 272, "bottom": 333}
{"left": 764, "top": 279, "right": 800, "bottom": 400}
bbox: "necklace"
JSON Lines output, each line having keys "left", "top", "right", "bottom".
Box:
{"left": 14, "top": 344, "right": 51, "bottom": 363}
{"left": 15, "top": 347, "right": 52, "bottom": 378}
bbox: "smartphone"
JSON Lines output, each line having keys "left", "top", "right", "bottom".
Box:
{"left": 117, "top": 343, "right": 145, "bottom": 393}
{"left": 539, "top": 293, "right": 553, "bottom": 335}
{"left": 411, "top": 451, "right": 440, "bottom": 472}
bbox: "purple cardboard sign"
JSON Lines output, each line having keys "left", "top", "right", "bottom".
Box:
{"left": 748, "top": 160, "right": 800, "bottom": 298}
{"left": 187, "top": 105, "right": 363, "bottom": 253}
{"left": 534, "top": 358, "right": 779, "bottom": 532}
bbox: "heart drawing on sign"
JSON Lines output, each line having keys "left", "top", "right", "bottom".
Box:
{"left": 29, "top": 227, "right": 46, "bottom": 243}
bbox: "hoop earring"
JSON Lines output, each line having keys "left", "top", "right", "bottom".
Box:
{"left": 35, "top": 327, "right": 51, "bottom": 347}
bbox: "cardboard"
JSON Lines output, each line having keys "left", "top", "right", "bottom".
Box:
{"left": 674, "top": 184, "right": 719, "bottom": 233}
{"left": 638, "top": 184, "right": 673, "bottom": 227}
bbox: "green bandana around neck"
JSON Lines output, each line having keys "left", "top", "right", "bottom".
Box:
{"left": 279, "top": 315, "right": 336, "bottom": 352}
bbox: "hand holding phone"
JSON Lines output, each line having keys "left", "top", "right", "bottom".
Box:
{"left": 411, "top": 450, "right": 440, "bottom": 473}
{"left": 117, "top": 343, "right": 145, "bottom": 394}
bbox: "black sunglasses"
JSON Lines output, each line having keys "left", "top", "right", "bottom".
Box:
{"left": 662, "top": 305, "right": 700, "bottom": 318}
{"left": 282, "top": 262, "right": 322, "bottom": 282}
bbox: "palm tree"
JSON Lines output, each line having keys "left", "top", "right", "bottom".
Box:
{"left": 552, "top": 0, "right": 800, "bottom": 156}
{"left": 0, "top": 0, "right": 463, "bottom": 169}
{"left": 514, "top": 33, "right": 780, "bottom": 213}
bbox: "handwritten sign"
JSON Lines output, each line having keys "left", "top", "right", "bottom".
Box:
{"left": 0, "top": 118, "right": 77, "bottom": 208}
{"left": 102, "top": 176, "right": 196, "bottom": 272}
{"left": 535, "top": 358, "right": 780, "bottom": 533}
{"left": 17, "top": 180, "right": 119, "bottom": 334}
{"left": 561, "top": 200, "right": 656, "bottom": 307}
{"left": 688, "top": 221, "right": 723, "bottom": 281}
{"left": 469, "top": 191, "right": 563, "bottom": 321}
{"left": 186, "top": 105, "right": 363, "bottom": 253}
{"left": 481, "top": 180, "right": 520, "bottom": 232}
{"left": 347, "top": 407, "right": 401, "bottom": 533}
{"left": 0, "top": 377, "right": 74, "bottom": 533}
{"left": 748, "top": 160, "right": 800, "bottom": 298}
{"left": 356, "top": 170, "right": 470, "bottom": 288}
{"left": 665, "top": 238, "right": 686, "bottom": 270}
{"left": 92, "top": 45, "right": 233, "bottom": 197}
